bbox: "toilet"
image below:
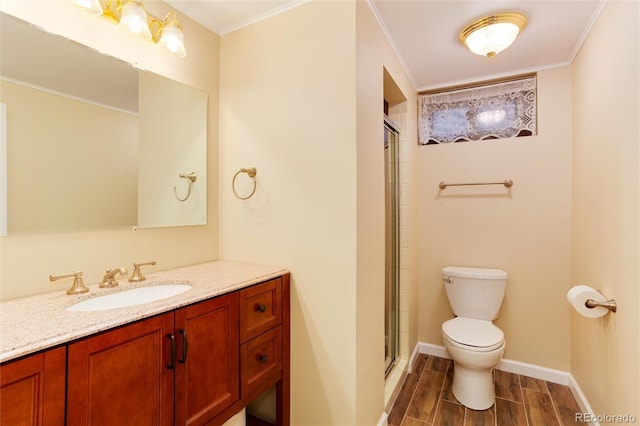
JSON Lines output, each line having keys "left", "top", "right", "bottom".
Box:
{"left": 441, "top": 266, "right": 507, "bottom": 410}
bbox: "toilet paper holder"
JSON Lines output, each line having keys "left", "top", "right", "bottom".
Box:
{"left": 585, "top": 291, "right": 617, "bottom": 313}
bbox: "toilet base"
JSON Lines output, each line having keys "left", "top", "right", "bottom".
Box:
{"left": 450, "top": 362, "right": 496, "bottom": 410}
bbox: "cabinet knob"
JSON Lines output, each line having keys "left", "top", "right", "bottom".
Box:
{"left": 258, "top": 354, "right": 268, "bottom": 363}
{"left": 255, "top": 304, "right": 267, "bottom": 313}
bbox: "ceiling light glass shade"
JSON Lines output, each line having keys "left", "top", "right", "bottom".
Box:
{"left": 65, "top": 0, "right": 104, "bottom": 16}
{"left": 158, "top": 23, "right": 186, "bottom": 57}
{"left": 459, "top": 12, "right": 527, "bottom": 58}
{"left": 117, "top": 1, "right": 152, "bottom": 40}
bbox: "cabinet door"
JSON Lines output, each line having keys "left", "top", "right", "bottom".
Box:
{"left": 0, "top": 347, "right": 66, "bottom": 426}
{"left": 67, "top": 313, "right": 175, "bottom": 426}
{"left": 175, "top": 292, "right": 240, "bottom": 426}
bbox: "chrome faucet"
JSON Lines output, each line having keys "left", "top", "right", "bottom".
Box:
{"left": 129, "top": 261, "right": 156, "bottom": 282}
{"left": 99, "top": 267, "right": 127, "bottom": 288}
{"left": 50, "top": 271, "right": 89, "bottom": 295}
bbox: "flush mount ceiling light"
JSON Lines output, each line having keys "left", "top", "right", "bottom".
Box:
{"left": 459, "top": 12, "right": 527, "bottom": 58}
{"left": 65, "top": 0, "right": 187, "bottom": 57}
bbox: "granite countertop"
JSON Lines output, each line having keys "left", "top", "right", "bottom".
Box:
{"left": 0, "top": 260, "right": 289, "bottom": 364}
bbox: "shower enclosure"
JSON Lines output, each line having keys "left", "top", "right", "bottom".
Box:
{"left": 384, "top": 117, "right": 400, "bottom": 377}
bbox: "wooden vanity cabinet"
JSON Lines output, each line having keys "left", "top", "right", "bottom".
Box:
{"left": 67, "top": 292, "right": 240, "bottom": 426}
{"left": 2, "top": 273, "right": 289, "bottom": 426}
{"left": 0, "top": 346, "right": 66, "bottom": 426}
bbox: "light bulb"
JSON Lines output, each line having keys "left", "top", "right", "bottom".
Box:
{"left": 158, "top": 23, "right": 186, "bottom": 57}
{"left": 117, "top": 1, "right": 152, "bottom": 40}
{"left": 65, "top": 0, "right": 103, "bottom": 16}
{"left": 465, "top": 22, "right": 520, "bottom": 58}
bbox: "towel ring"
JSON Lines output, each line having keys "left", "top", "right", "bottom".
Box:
{"left": 174, "top": 172, "right": 197, "bottom": 202}
{"left": 232, "top": 167, "right": 257, "bottom": 200}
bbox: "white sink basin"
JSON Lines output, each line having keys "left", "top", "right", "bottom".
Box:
{"left": 66, "top": 284, "right": 192, "bottom": 312}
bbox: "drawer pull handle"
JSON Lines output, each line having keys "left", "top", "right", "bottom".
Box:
{"left": 167, "top": 334, "right": 176, "bottom": 370}
{"left": 178, "top": 329, "right": 188, "bottom": 364}
{"left": 258, "top": 354, "right": 268, "bottom": 363}
{"left": 255, "top": 304, "right": 267, "bottom": 313}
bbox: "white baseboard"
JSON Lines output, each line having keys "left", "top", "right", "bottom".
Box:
{"left": 416, "top": 342, "right": 449, "bottom": 361}
{"left": 376, "top": 411, "right": 388, "bottom": 426}
{"left": 415, "top": 341, "right": 596, "bottom": 423}
{"left": 416, "top": 342, "right": 570, "bottom": 384}
{"left": 496, "top": 358, "right": 570, "bottom": 385}
{"left": 568, "top": 375, "right": 599, "bottom": 426}
{"left": 407, "top": 343, "right": 421, "bottom": 373}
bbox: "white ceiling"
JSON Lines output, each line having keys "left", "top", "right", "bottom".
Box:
{"left": 165, "top": 0, "right": 300, "bottom": 34}
{"left": 168, "top": 0, "right": 605, "bottom": 91}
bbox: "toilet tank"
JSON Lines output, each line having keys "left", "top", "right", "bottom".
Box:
{"left": 442, "top": 266, "right": 508, "bottom": 320}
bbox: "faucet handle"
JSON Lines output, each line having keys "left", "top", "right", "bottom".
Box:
{"left": 99, "top": 267, "right": 127, "bottom": 288}
{"left": 129, "top": 261, "right": 156, "bottom": 282}
{"left": 50, "top": 271, "right": 89, "bottom": 295}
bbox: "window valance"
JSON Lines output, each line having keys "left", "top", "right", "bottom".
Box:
{"left": 418, "top": 76, "right": 537, "bottom": 145}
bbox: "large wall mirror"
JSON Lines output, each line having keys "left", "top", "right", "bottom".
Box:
{"left": 0, "top": 12, "right": 208, "bottom": 235}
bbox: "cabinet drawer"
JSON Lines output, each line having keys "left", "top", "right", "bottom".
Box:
{"left": 240, "top": 326, "right": 282, "bottom": 397}
{"left": 239, "top": 278, "right": 282, "bottom": 343}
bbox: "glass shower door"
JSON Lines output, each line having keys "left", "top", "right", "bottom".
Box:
{"left": 384, "top": 118, "right": 400, "bottom": 377}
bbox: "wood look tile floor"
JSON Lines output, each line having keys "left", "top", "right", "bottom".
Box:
{"left": 388, "top": 354, "right": 583, "bottom": 426}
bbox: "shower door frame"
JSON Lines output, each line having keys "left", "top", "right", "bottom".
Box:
{"left": 384, "top": 116, "right": 400, "bottom": 378}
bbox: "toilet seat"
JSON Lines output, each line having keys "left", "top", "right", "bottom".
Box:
{"left": 442, "top": 317, "right": 504, "bottom": 352}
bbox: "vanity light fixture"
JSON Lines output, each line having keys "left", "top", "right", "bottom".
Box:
{"left": 155, "top": 11, "right": 187, "bottom": 58}
{"left": 66, "top": 0, "right": 187, "bottom": 57}
{"left": 64, "top": 0, "right": 104, "bottom": 16}
{"left": 459, "top": 12, "right": 527, "bottom": 58}
{"left": 115, "top": 0, "right": 152, "bottom": 40}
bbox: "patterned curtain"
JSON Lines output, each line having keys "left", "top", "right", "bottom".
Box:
{"left": 418, "top": 76, "right": 537, "bottom": 145}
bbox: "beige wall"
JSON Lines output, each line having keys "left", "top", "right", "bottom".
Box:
{"left": 1, "top": 80, "right": 138, "bottom": 233}
{"left": 220, "top": 1, "right": 417, "bottom": 423}
{"left": 355, "top": 2, "right": 418, "bottom": 422}
{"left": 417, "top": 67, "right": 573, "bottom": 371}
{"left": 220, "top": 2, "right": 358, "bottom": 423}
{"left": 570, "top": 0, "right": 639, "bottom": 418}
{"left": 0, "top": 1, "right": 220, "bottom": 300}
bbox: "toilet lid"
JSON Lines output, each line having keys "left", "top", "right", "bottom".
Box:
{"left": 442, "top": 317, "right": 504, "bottom": 349}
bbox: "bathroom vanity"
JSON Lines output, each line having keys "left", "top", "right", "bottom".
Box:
{"left": 0, "top": 261, "right": 290, "bottom": 426}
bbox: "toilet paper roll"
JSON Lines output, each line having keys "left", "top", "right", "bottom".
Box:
{"left": 566, "top": 285, "right": 608, "bottom": 318}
